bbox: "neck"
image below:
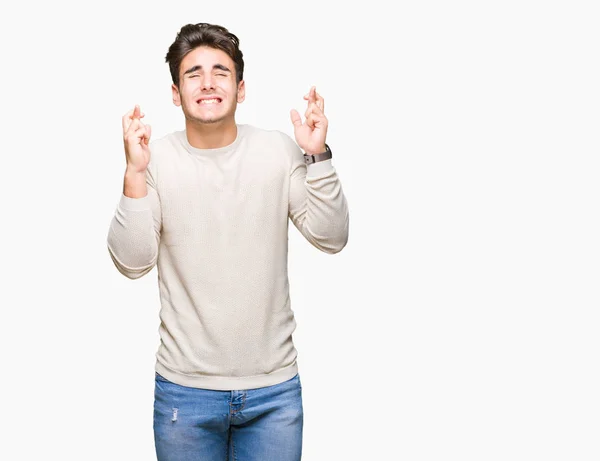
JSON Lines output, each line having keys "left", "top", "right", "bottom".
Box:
{"left": 185, "top": 119, "right": 238, "bottom": 149}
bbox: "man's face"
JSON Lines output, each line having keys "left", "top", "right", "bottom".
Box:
{"left": 172, "top": 46, "right": 245, "bottom": 125}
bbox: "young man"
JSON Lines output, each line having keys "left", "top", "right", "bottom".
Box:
{"left": 107, "top": 23, "right": 349, "bottom": 460}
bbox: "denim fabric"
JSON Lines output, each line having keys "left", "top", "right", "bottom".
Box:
{"left": 154, "top": 372, "right": 303, "bottom": 460}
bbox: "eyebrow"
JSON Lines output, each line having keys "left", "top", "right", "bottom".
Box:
{"left": 183, "top": 64, "right": 232, "bottom": 75}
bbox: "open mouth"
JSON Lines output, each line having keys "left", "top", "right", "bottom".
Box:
{"left": 197, "top": 97, "right": 222, "bottom": 105}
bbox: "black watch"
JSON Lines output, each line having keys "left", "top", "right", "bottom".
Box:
{"left": 303, "top": 144, "right": 332, "bottom": 165}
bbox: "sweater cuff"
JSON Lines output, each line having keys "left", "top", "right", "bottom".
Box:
{"left": 119, "top": 193, "right": 150, "bottom": 211}
{"left": 306, "top": 159, "right": 334, "bottom": 178}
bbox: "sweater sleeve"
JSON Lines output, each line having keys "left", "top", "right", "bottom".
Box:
{"left": 285, "top": 133, "right": 349, "bottom": 254}
{"left": 107, "top": 156, "right": 162, "bottom": 279}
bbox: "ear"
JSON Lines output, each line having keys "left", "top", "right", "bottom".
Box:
{"left": 172, "top": 83, "right": 181, "bottom": 107}
{"left": 237, "top": 80, "right": 246, "bottom": 104}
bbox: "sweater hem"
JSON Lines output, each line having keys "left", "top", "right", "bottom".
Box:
{"left": 154, "top": 360, "right": 299, "bottom": 391}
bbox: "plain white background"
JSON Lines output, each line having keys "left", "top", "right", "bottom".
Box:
{"left": 1, "top": 0, "right": 599, "bottom": 459}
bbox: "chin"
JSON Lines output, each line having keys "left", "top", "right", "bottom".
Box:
{"left": 192, "top": 115, "right": 228, "bottom": 126}
{"left": 182, "top": 109, "right": 221, "bottom": 125}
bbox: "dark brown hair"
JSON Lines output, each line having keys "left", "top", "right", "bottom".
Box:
{"left": 165, "top": 23, "right": 245, "bottom": 88}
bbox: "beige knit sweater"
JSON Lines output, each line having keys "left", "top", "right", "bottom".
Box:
{"left": 107, "top": 124, "right": 349, "bottom": 390}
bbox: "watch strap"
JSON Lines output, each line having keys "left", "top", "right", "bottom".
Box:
{"left": 303, "top": 144, "right": 332, "bottom": 165}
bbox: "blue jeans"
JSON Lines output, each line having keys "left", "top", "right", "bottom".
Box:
{"left": 153, "top": 372, "right": 304, "bottom": 460}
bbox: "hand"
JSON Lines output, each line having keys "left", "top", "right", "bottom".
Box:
{"left": 290, "top": 86, "right": 328, "bottom": 155}
{"left": 122, "top": 105, "right": 152, "bottom": 174}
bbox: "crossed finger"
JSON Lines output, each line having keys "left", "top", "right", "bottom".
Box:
{"left": 122, "top": 104, "right": 145, "bottom": 132}
{"left": 303, "top": 86, "right": 324, "bottom": 112}
{"left": 304, "top": 102, "right": 326, "bottom": 129}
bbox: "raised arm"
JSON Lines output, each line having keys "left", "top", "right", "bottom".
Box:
{"left": 288, "top": 87, "right": 349, "bottom": 253}
{"left": 107, "top": 105, "right": 162, "bottom": 279}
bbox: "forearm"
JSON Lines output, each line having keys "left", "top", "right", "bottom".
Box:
{"left": 107, "top": 169, "right": 160, "bottom": 279}
{"left": 292, "top": 160, "right": 350, "bottom": 253}
{"left": 123, "top": 168, "right": 147, "bottom": 198}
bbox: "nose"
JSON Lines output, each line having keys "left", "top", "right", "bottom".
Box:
{"left": 200, "top": 74, "right": 215, "bottom": 91}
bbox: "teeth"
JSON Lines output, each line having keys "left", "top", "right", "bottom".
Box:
{"left": 199, "top": 99, "right": 220, "bottom": 104}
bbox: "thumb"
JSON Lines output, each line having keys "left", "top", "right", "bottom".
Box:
{"left": 290, "top": 109, "right": 302, "bottom": 128}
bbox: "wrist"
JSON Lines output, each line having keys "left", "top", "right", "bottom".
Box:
{"left": 304, "top": 145, "right": 327, "bottom": 156}
{"left": 125, "top": 165, "right": 147, "bottom": 177}
{"left": 303, "top": 144, "right": 332, "bottom": 165}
